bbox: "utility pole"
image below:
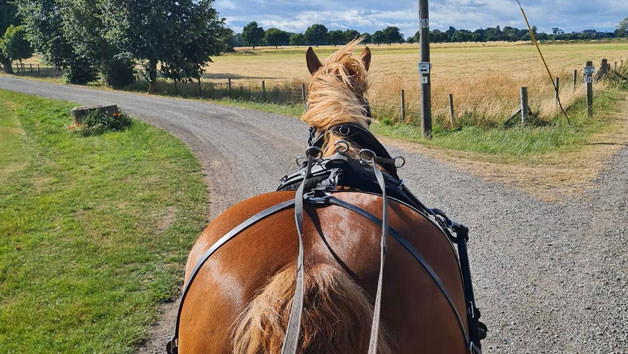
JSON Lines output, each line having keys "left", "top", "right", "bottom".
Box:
{"left": 418, "top": 0, "right": 432, "bottom": 137}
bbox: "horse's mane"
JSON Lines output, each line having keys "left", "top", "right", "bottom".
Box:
{"left": 302, "top": 39, "right": 370, "bottom": 157}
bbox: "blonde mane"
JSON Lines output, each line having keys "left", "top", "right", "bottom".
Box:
{"left": 302, "top": 39, "right": 371, "bottom": 157}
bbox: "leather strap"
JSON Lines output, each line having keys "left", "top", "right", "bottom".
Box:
{"left": 166, "top": 199, "right": 296, "bottom": 354}
{"left": 367, "top": 160, "right": 388, "bottom": 354}
{"left": 327, "top": 196, "right": 471, "bottom": 349}
{"left": 281, "top": 154, "right": 315, "bottom": 354}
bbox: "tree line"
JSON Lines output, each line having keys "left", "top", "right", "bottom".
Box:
{"left": 235, "top": 19, "right": 628, "bottom": 48}
{"left": 1, "top": 0, "right": 233, "bottom": 90}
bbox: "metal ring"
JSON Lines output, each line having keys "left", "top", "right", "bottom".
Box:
{"left": 295, "top": 156, "right": 306, "bottom": 166}
{"left": 335, "top": 140, "right": 350, "bottom": 154}
{"left": 359, "top": 149, "right": 377, "bottom": 164}
{"left": 338, "top": 125, "right": 350, "bottom": 136}
{"left": 305, "top": 146, "right": 323, "bottom": 158}
{"left": 394, "top": 156, "right": 406, "bottom": 169}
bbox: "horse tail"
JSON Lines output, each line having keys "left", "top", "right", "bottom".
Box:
{"left": 232, "top": 263, "right": 395, "bottom": 354}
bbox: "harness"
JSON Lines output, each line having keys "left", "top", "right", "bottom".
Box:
{"left": 166, "top": 123, "right": 487, "bottom": 354}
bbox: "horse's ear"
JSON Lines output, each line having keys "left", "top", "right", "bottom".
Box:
{"left": 306, "top": 47, "right": 322, "bottom": 75}
{"left": 360, "top": 47, "right": 371, "bottom": 71}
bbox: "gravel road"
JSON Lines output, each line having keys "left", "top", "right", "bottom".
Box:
{"left": 1, "top": 76, "right": 626, "bottom": 354}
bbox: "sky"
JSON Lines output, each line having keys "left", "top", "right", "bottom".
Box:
{"left": 214, "top": 0, "right": 628, "bottom": 37}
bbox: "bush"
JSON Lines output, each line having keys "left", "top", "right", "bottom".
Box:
{"left": 63, "top": 61, "right": 99, "bottom": 84}
{"left": 72, "top": 110, "right": 132, "bottom": 136}
{"left": 102, "top": 57, "right": 136, "bottom": 89}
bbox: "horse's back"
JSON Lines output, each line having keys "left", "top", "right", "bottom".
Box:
{"left": 180, "top": 191, "right": 468, "bottom": 353}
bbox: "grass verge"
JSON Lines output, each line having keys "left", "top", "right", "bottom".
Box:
{"left": 0, "top": 90, "right": 207, "bottom": 353}
{"left": 371, "top": 87, "right": 628, "bottom": 161}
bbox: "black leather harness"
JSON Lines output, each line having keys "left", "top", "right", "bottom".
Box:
{"left": 166, "top": 123, "right": 487, "bottom": 354}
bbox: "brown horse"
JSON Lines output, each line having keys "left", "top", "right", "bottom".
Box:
{"left": 174, "top": 40, "right": 476, "bottom": 354}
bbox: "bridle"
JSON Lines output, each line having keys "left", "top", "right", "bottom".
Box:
{"left": 166, "top": 102, "right": 486, "bottom": 354}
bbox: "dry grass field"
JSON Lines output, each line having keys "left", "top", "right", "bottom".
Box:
{"left": 202, "top": 41, "right": 628, "bottom": 126}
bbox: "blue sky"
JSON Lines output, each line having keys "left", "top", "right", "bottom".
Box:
{"left": 214, "top": 0, "right": 628, "bottom": 37}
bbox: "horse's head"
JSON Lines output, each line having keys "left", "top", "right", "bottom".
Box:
{"left": 302, "top": 39, "right": 372, "bottom": 158}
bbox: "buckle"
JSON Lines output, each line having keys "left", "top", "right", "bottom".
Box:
{"left": 304, "top": 190, "right": 331, "bottom": 205}
{"left": 469, "top": 341, "right": 482, "bottom": 354}
{"left": 166, "top": 337, "right": 178, "bottom": 354}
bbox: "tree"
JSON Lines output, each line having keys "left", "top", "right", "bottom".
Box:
{"left": 0, "top": 25, "right": 33, "bottom": 64}
{"left": 57, "top": 0, "right": 135, "bottom": 88}
{"left": 159, "top": 0, "right": 227, "bottom": 85}
{"left": 618, "top": 17, "right": 628, "bottom": 37}
{"left": 343, "top": 29, "right": 360, "bottom": 42}
{"left": 290, "top": 33, "right": 305, "bottom": 47}
{"left": 18, "top": 0, "right": 97, "bottom": 83}
{"left": 304, "top": 24, "right": 328, "bottom": 47}
{"left": 242, "top": 21, "right": 265, "bottom": 49}
{"left": 382, "top": 26, "right": 403, "bottom": 44}
{"left": 0, "top": 0, "right": 19, "bottom": 73}
{"left": 406, "top": 36, "right": 416, "bottom": 44}
{"left": 264, "top": 28, "right": 290, "bottom": 48}
{"left": 328, "top": 30, "right": 345, "bottom": 46}
{"left": 451, "top": 29, "right": 473, "bottom": 42}
{"left": 429, "top": 30, "right": 449, "bottom": 43}
{"left": 372, "top": 30, "right": 385, "bottom": 45}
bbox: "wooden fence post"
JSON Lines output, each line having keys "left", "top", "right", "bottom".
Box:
{"left": 586, "top": 60, "right": 593, "bottom": 117}
{"left": 29, "top": 64, "right": 33, "bottom": 73}
{"left": 37, "top": 64, "right": 40, "bottom": 72}
{"left": 448, "top": 94, "right": 455, "bottom": 127}
{"left": 262, "top": 81, "right": 266, "bottom": 101}
{"left": 554, "top": 77, "right": 560, "bottom": 105}
{"left": 400, "top": 90, "right": 405, "bottom": 122}
{"left": 573, "top": 69, "right": 577, "bottom": 90}
{"left": 198, "top": 78, "right": 203, "bottom": 97}
{"left": 227, "top": 78, "right": 232, "bottom": 96}
{"left": 301, "top": 83, "right": 306, "bottom": 103}
{"left": 520, "top": 87, "right": 528, "bottom": 125}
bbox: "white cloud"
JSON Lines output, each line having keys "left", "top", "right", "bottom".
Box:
{"left": 216, "top": 0, "right": 628, "bottom": 36}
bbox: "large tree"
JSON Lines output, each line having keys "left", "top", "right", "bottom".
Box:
{"left": 343, "top": 29, "right": 360, "bottom": 42}
{"left": 56, "top": 0, "right": 135, "bottom": 88}
{"left": 242, "top": 21, "right": 264, "bottom": 49}
{"left": 159, "top": 0, "right": 227, "bottom": 85}
{"left": 0, "top": 25, "right": 33, "bottom": 65}
{"left": 264, "top": 28, "right": 290, "bottom": 48}
{"left": 382, "top": 26, "right": 403, "bottom": 44}
{"left": 290, "top": 33, "right": 305, "bottom": 47}
{"left": 18, "top": 0, "right": 97, "bottom": 83}
{"left": 328, "top": 30, "right": 345, "bottom": 46}
{"left": 304, "top": 24, "right": 328, "bottom": 47}
{"left": 0, "top": 0, "right": 20, "bottom": 73}
{"left": 372, "top": 30, "right": 385, "bottom": 45}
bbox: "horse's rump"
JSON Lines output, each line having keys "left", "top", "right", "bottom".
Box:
{"left": 178, "top": 191, "right": 468, "bottom": 353}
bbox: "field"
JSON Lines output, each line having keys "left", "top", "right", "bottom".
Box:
{"left": 201, "top": 42, "right": 628, "bottom": 126}
{"left": 0, "top": 91, "right": 207, "bottom": 353}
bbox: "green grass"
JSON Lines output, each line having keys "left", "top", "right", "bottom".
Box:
{"left": 372, "top": 87, "right": 626, "bottom": 157}
{"left": 0, "top": 90, "right": 207, "bottom": 353}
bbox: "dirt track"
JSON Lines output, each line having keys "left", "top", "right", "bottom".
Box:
{"left": 1, "top": 76, "right": 626, "bottom": 353}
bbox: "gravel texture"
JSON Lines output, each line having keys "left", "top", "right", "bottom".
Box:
{"left": 1, "top": 76, "right": 626, "bottom": 354}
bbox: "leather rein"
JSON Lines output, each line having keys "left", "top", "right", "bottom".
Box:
{"left": 166, "top": 123, "right": 486, "bottom": 354}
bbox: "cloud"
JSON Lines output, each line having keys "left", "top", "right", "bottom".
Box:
{"left": 216, "top": 1, "right": 628, "bottom": 36}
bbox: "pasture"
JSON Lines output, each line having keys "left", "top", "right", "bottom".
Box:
{"left": 204, "top": 42, "right": 628, "bottom": 125}
{"left": 0, "top": 91, "right": 207, "bottom": 353}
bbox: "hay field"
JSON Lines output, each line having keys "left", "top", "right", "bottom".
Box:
{"left": 204, "top": 42, "right": 628, "bottom": 126}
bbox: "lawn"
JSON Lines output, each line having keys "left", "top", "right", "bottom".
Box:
{"left": 0, "top": 90, "right": 207, "bottom": 353}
